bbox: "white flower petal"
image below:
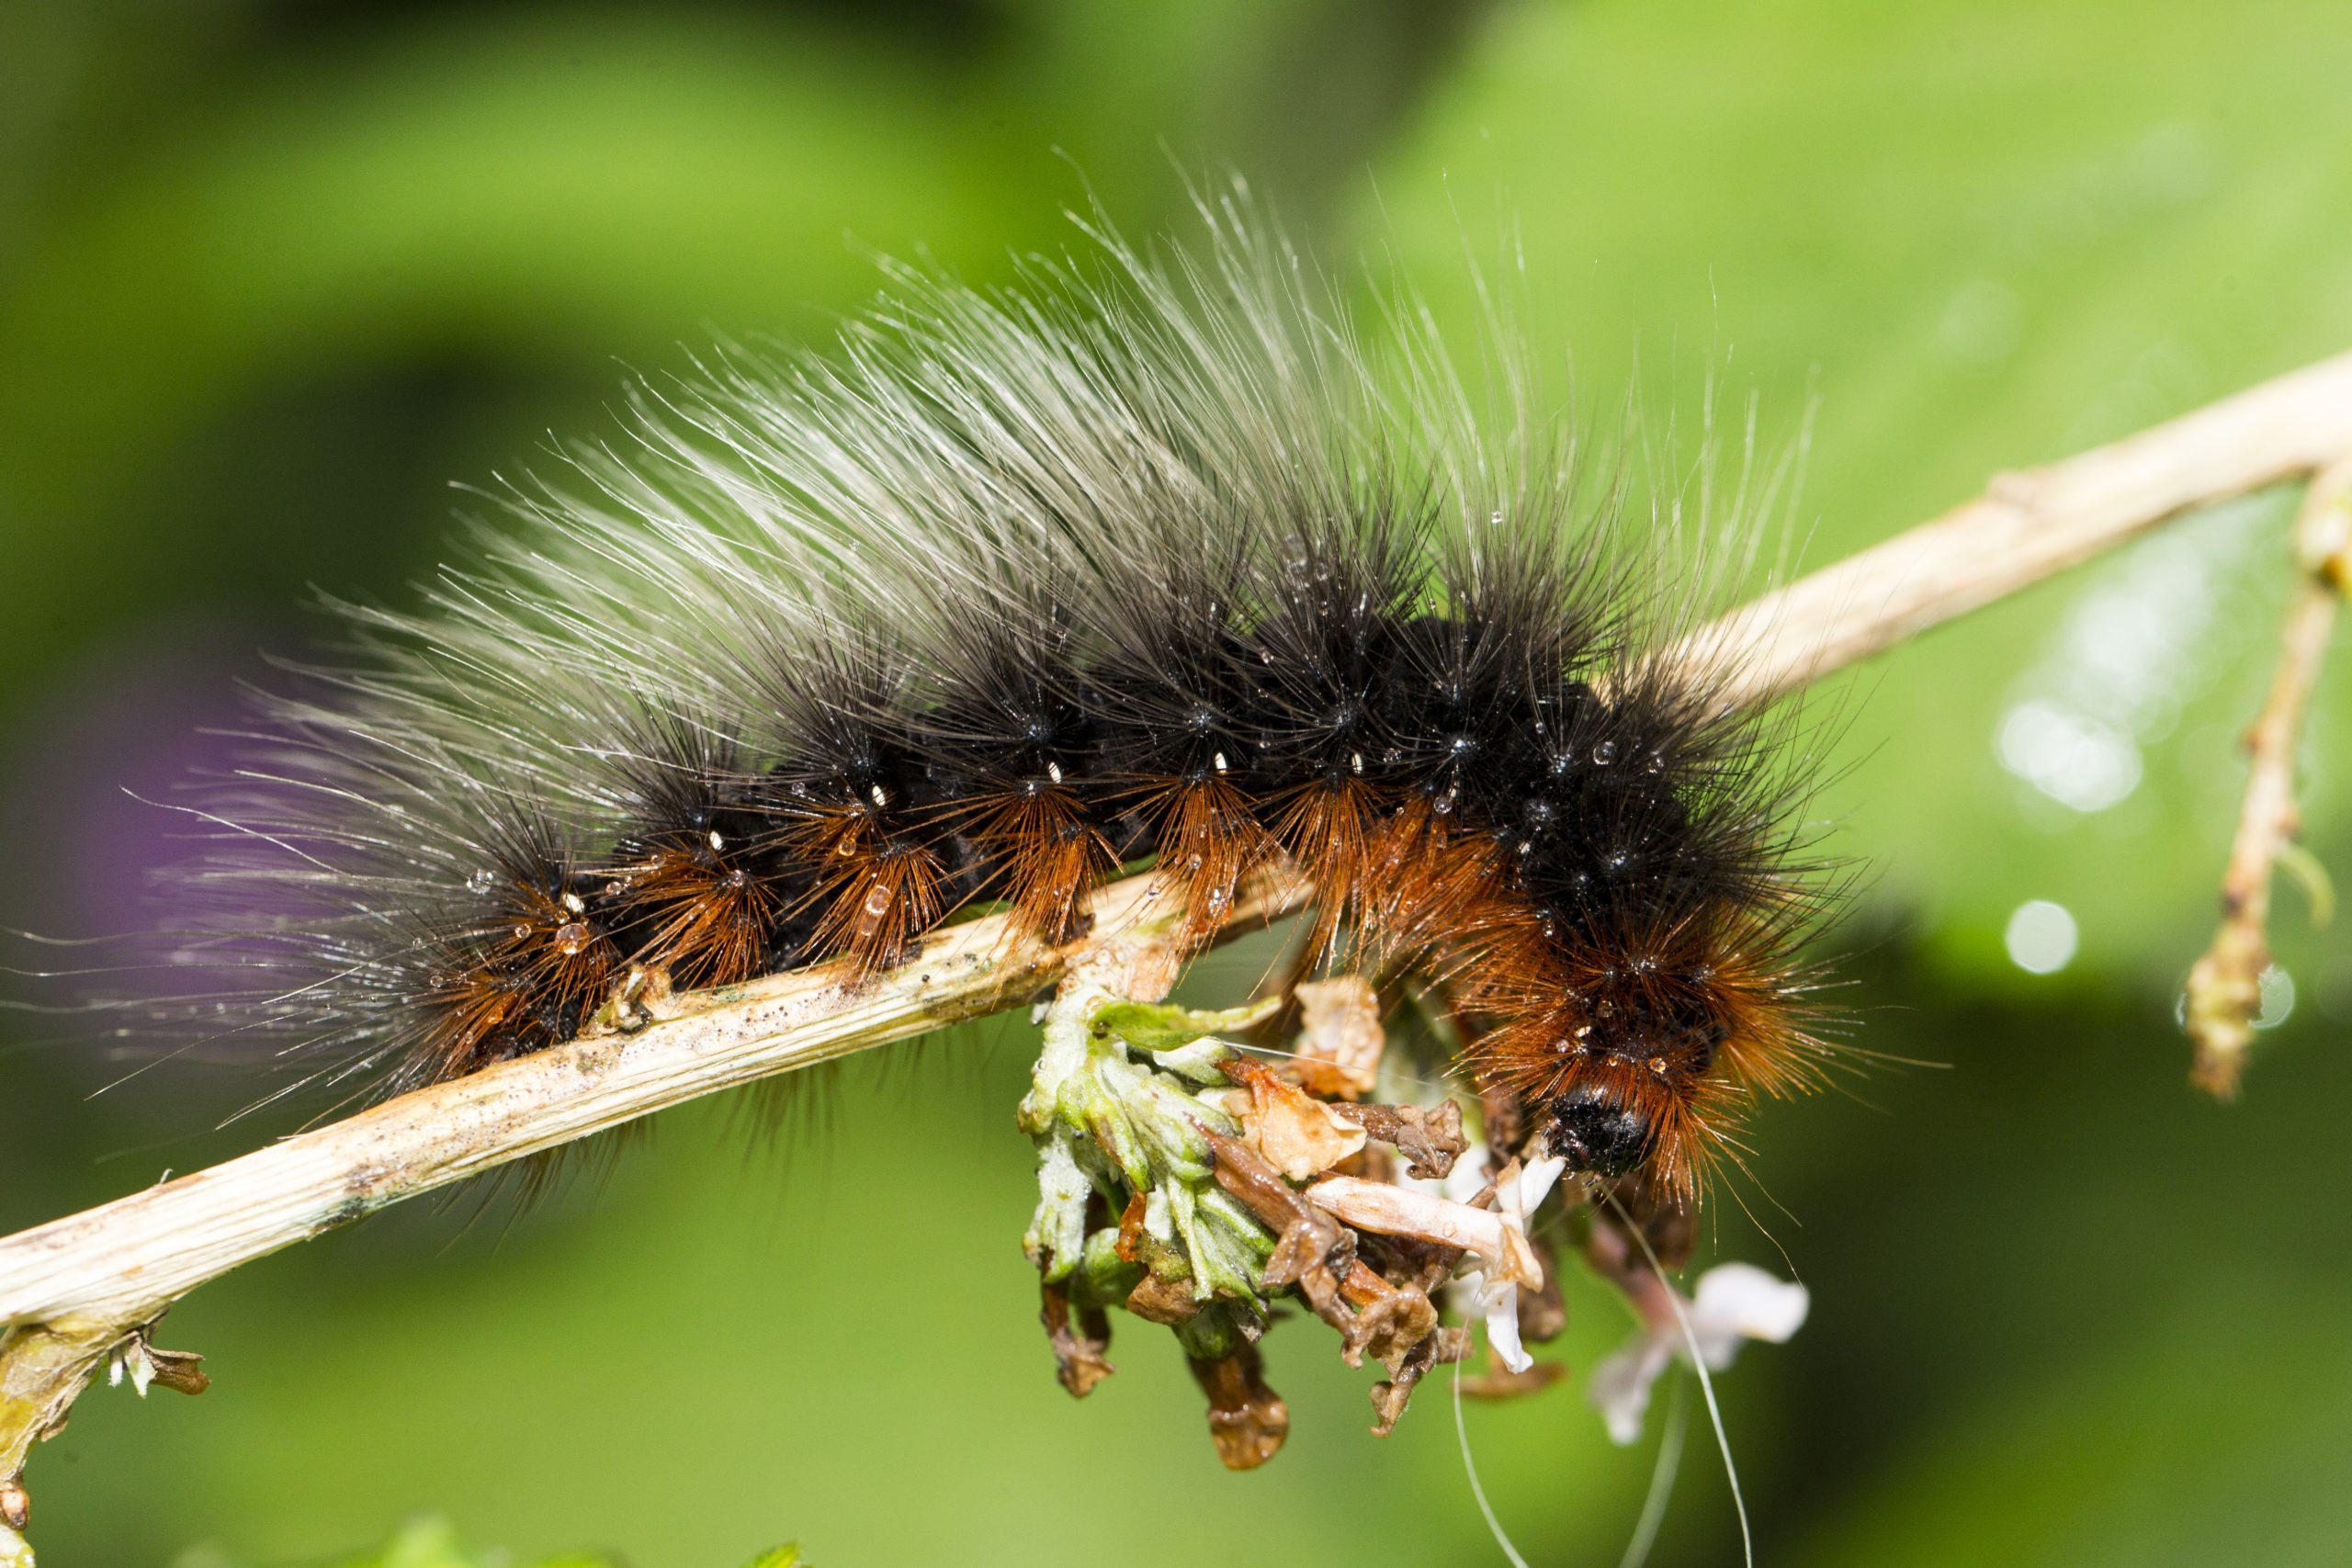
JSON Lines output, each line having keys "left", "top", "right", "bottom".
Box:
{"left": 1587, "top": 1337, "right": 1675, "bottom": 1445}
{"left": 1690, "top": 1261, "right": 1810, "bottom": 1365}
{"left": 1585, "top": 1260, "right": 1811, "bottom": 1443}
{"left": 1510, "top": 1155, "right": 1568, "bottom": 1216}
{"left": 1440, "top": 1150, "right": 1567, "bottom": 1377}
{"left": 1456, "top": 1265, "right": 1532, "bottom": 1374}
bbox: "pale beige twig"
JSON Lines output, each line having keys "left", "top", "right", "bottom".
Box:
{"left": 1683, "top": 351, "right": 2352, "bottom": 707}
{"left": 5, "top": 346, "right": 2352, "bottom": 1533}
{"left": 2182, "top": 457, "right": 2352, "bottom": 1099}
{"left": 0, "top": 871, "right": 1303, "bottom": 1531}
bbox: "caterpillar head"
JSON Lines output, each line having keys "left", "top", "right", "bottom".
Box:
{"left": 1541, "top": 1080, "right": 1657, "bottom": 1178}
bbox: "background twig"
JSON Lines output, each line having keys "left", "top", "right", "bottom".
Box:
{"left": 0, "top": 870, "right": 1305, "bottom": 1526}
{"left": 2182, "top": 456, "right": 2352, "bottom": 1098}
{"left": 5, "top": 346, "right": 2352, "bottom": 1518}
{"left": 1685, "top": 350, "right": 2352, "bottom": 708}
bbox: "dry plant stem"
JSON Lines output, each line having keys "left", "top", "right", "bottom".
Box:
{"left": 5, "top": 346, "right": 2352, "bottom": 1516}
{"left": 1689, "top": 350, "right": 2352, "bottom": 708}
{"left": 2183, "top": 457, "right": 2352, "bottom": 1098}
{"left": 0, "top": 872, "right": 1303, "bottom": 1511}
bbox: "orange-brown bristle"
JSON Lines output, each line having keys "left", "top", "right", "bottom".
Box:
{"left": 1140, "top": 773, "right": 1275, "bottom": 941}
{"left": 1694, "top": 921, "right": 1834, "bottom": 1100}
{"left": 786, "top": 804, "right": 946, "bottom": 975}
{"left": 1450, "top": 898, "right": 1813, "bottom": 1203}
{"left": 1462, "top": 1003, "right": 1738, "bottom": 1207}
{"left": 1354, "top": 796, "right": 1444, "bottom": 953}
{"left": 1560, "top": 1054, "right": 1736, "bottom": 1207}
{"left": 1557, "top": 912, "right": 1826, "bottom": 1101}
{"left": 1356, "top": 798, "right": 1515, "bottom": 967}
{"left": 604, "top": 833, "right": 781, "bottom": 989}
{"left": 956, "top": 780, "right": 1116, "bottom": 946}
{"left": 1266, "top": 777, "right": 1382, "bottom": 962}
{"left": 425, "top": 969, "right": 541, "bottom": 1081}
{"left": 424, "top": 879, "right": 624, "bottom": 1077}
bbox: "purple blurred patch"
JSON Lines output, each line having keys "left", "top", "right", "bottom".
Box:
{"left": 0, "top": 616, "right": 275, "bottom": 947}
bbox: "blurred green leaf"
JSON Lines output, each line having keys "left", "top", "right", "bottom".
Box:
{"left": 734, "top": 1549, "right": 802, "bottom": 1568}
{"left": 1357, "top": 0, "right": 2352, "bottom": 998}
{"left": 182, "top": 1514, "right": 795, "bottom": 1568}
{"left": 1798, "top": 1285, "right": 2352, "bottom": 1566}
{"left": 173, "top": 1516, "right": 621, "bottom": 1567}
{"left": 0, "top": 6, "right": 1039, "bottom": 686}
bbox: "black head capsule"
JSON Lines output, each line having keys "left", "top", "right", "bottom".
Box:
{"left": 1542, "top": 1085, "right": 1657, "bottom": 1179}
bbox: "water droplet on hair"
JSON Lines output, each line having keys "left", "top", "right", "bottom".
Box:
{"left": 554, "top": 921, "right": 591, "bottom": 957}
{"left": 863, "top": 883, "right": 894, "bottom": 919}
{"left": 1592, "top": 741, "right": 1618, "bottom": 766}
{"left": 465, "top": 869, "right": 495, "bottom": 896}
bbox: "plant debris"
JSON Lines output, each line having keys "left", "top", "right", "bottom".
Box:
{"left": 1037, "top": 1279, "right": 1115, "bottom": 1398}
{"left": 1287, "top": 976, "right": 1385, "bottom": 1100}
{"left": 1014, "top": 964, "right": 1803, "bottom": 1465}
{"left": 1329, "top": 1100, "right": 1467, "bottom": 1179}
{"left": 1221, "top": 1057, "right": 1365, "bottom": 1179}
{"left": 1188, "top": 1346, "right": 1289, "bottom": 1470}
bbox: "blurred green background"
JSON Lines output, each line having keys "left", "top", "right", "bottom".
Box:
{"left": 4, "top": 0, "right": 2351, "bottom": 1562}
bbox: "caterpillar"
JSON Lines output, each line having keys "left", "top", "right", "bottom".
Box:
{"left": 153, "top": 193, "right": 1838, "bottom": 1208}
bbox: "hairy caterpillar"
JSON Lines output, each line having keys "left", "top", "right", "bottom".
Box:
{"left": 150, "top": 193, "right": 1838, "bottom": 1208}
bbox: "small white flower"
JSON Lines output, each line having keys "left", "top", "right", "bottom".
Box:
{"left": 1436, "top": 1145, "right": 1567, "bottom": 1375}
{"left": 1589, "top": 1261, "right": 1810, "bottom": 1444}
{"left": 106, "top": 1337, "right": 158, "bottom": 1398}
